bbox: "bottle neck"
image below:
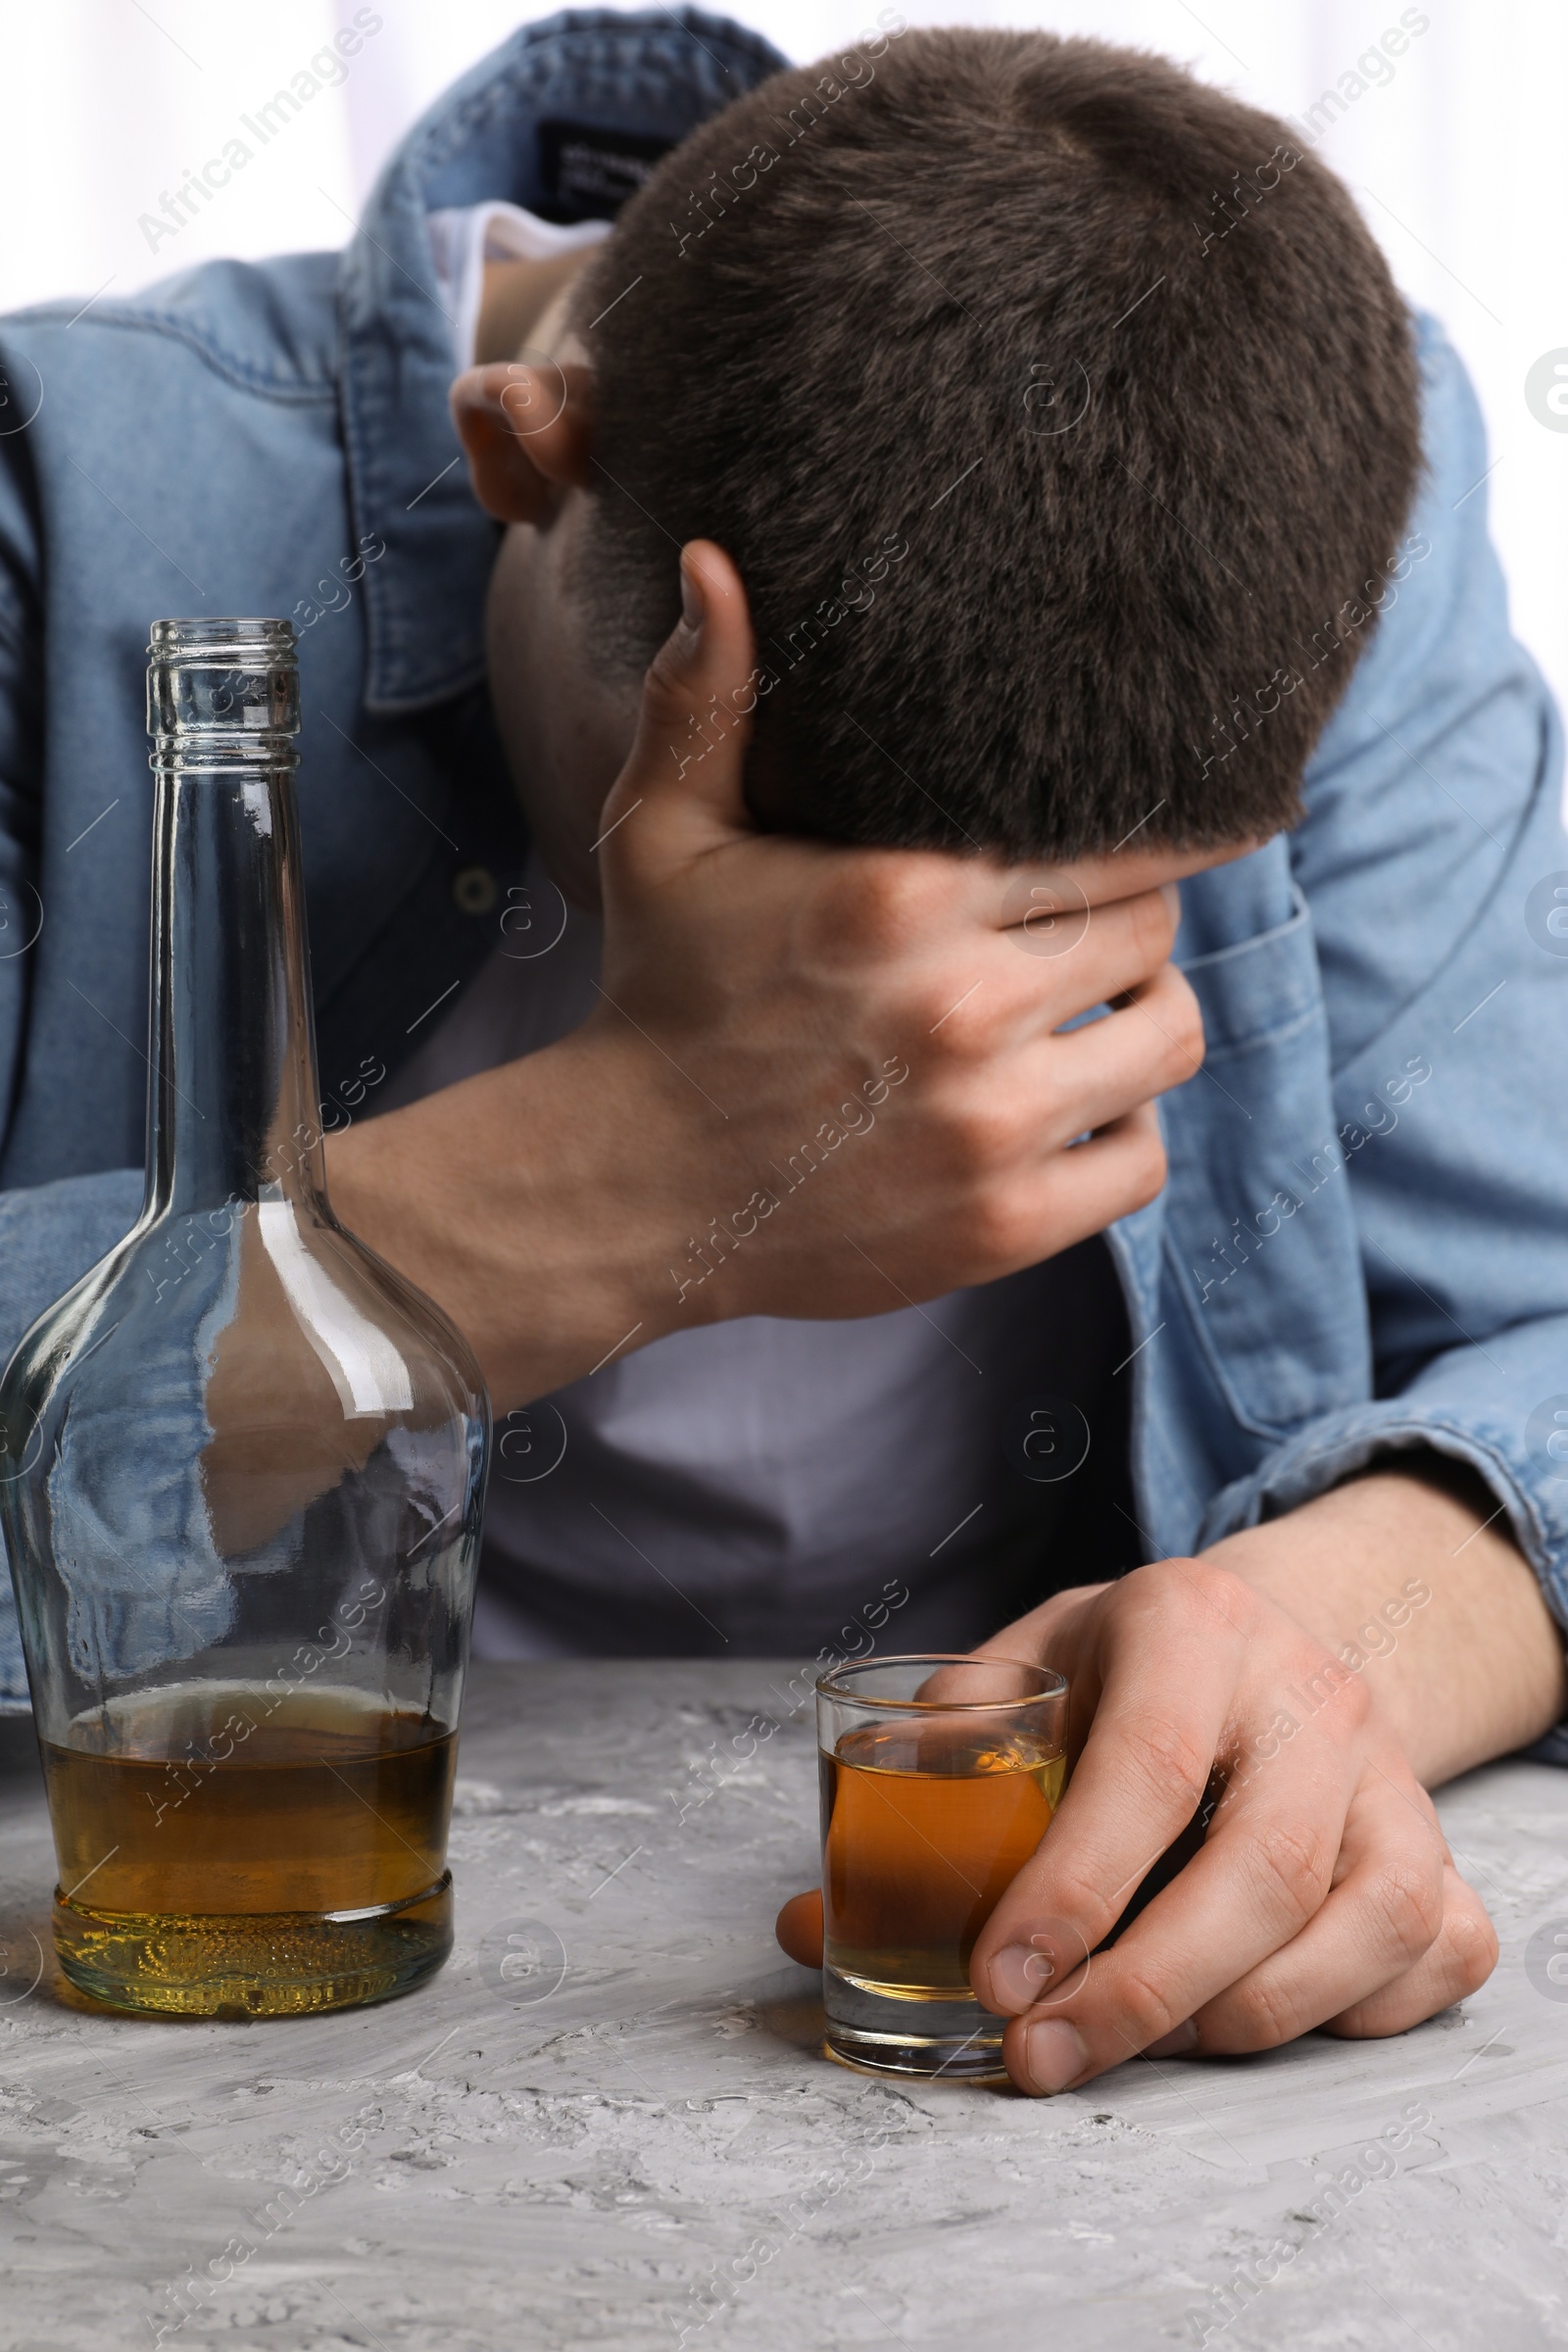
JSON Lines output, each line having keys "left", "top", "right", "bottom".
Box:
{"left": 145, "top": 761, "right": 326, "bottom": 1219}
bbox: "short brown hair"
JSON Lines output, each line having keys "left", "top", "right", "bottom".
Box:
{"left": 571, "top": 28, "right": 1421, "bottom": 858}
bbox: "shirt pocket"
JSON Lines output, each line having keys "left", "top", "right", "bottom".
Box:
{"left": 1161, "top": 886, "right": 1372, "bottom": 1441}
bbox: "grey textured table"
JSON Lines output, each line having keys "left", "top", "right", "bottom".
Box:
{"left": 1, "top": 1659, "right": 1566, "bottom": 2349}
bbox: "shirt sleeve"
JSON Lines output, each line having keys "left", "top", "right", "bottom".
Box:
{"left": 0, "top": 421, "right": 148, "bottom": 1706}
{"left": 0, "top": 385, "right": 42, "bottom": 1160}
{"left": 1200, "top": 312, "right": 1568, "bottom": 1656}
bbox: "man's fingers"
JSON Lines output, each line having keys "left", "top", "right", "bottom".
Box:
{"left": 972, "top": 834, "right": 1261, "bottom": 940}
{"left": 612, "top": 540, "right": 760, "bottom": 856}
{"left": 898, "top": 901, "right": 1200, "bottom": 1132}
{"left": 776, "top": 1888, "right": 823, "bottom": 1967}
{"left": 992, "top": 1668, "right": 1368, "bottom": 2094}
{"left": 950, "top": 884, "right": 1186, "bottom": 1040}
{"left": 909, "top": 833, "right": 1262, "bottom": 939}
{"left": 1017, "top": 966, "right": 1204, "bottom": 1143}
{"left": 1003, "top": 1103, "right": 1170, "bottom": 1251}
{"left": 969, "top": 1562, "right": 1248, "bottom": 2017}
{"left": 1047, "top": 835, "right": 1262, "bottom": 913}
{"left": 1324, "top": 1866, "right": 1497, "bottom": 2038}
{"left": 1175, "top": 1770, "right": 1450, "bottom": 2053}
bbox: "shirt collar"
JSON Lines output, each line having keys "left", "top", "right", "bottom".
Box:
{"left": 336, "top": 7, "right": 787, "bottom": 713}
{"left": 427, "top": 201, "right": 611, "bottom": 373}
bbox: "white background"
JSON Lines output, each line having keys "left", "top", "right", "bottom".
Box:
{"left": 5, "top": 1, "right": 1565, "bottom": 712}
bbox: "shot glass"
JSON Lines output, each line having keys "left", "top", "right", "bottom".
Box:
{"left": 816, "top": 1654, "right": 1067, "bottom": 2080}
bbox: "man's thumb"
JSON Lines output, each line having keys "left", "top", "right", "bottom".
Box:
{"left": 775, "top": 1888, "right": 824, "bottom": 1968}
{"left": 617, "top": 540, "right": 762, "bottom": 845}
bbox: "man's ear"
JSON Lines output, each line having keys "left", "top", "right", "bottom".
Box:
{"left": 449, "top": 361, "right": 594, "bottom": 523}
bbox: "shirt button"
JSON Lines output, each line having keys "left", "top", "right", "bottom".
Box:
{"left": 453, "top": 865, "right": 498, "bottom": 915}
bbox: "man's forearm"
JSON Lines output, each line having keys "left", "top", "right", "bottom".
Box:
{"left": 326, "top": 1025, "right": 687, "bottom": 1412}
{"left": 1204, "top": 1467, "right": 1567, "bottom": 1787}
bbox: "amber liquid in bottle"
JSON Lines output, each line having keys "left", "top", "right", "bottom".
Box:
{"left": 820, "top": 1724, "right": 1066, "bottom": 1999}
{"left": 45, "top": 1687, "right": 455, "bottom": 1914}
{"left": 46, "top": 1687, "right": 458, "bottom": 2017}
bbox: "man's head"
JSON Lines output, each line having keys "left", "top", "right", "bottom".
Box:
{"left": 460, "top": 27, "right": 1421, "bottom": 893}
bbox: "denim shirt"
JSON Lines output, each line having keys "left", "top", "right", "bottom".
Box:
{"left": 0, "top": 9, "right": 1565, "bottom": 1715}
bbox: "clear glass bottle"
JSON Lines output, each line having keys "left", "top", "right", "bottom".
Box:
{"left": 0, "top": 618, "right": 489, "bottom": 2018}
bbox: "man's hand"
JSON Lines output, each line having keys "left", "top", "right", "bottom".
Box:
{"left": 964, "top": 1552, "right": 1495, "bottom": 2095}
{"left": 779, "top": 1472, "right": 1566, "bottom": 2095}
{"left": 329, "top": 541, "right": 1218, "bottom": 1412}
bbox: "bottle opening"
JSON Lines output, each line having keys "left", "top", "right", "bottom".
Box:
{"left": 149, "top": 616, "right": 297, "bottom": 659}
{"left": 147, "top": 615, "right": 299, "bottom": 767}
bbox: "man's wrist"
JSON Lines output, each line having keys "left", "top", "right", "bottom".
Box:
{"left": 325, "top": 1024, "right": 689, "bottom": 1412}
{"left": 1203, "top": 1466, "right": 1567, "bottom": 1787}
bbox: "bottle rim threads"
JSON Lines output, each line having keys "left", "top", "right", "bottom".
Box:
{"left": 146, "top": 615, "right": 300, "bottom": 772}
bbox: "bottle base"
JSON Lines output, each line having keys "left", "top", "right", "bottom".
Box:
{"left": 53, "top": 1872, "right": 453, "bottom": 2018}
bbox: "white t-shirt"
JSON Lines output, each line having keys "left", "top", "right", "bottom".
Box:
{"left": 397, "top": 206, "right": 1125, "bottom": 1658}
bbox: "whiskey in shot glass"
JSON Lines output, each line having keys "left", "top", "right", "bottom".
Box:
{"left": 816, "top": 1654, "right": 1067, "bottom": 2080}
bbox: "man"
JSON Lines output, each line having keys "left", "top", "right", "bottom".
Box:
{"left": 0, "top": 13, "right": 1564, "bottom": 2098}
